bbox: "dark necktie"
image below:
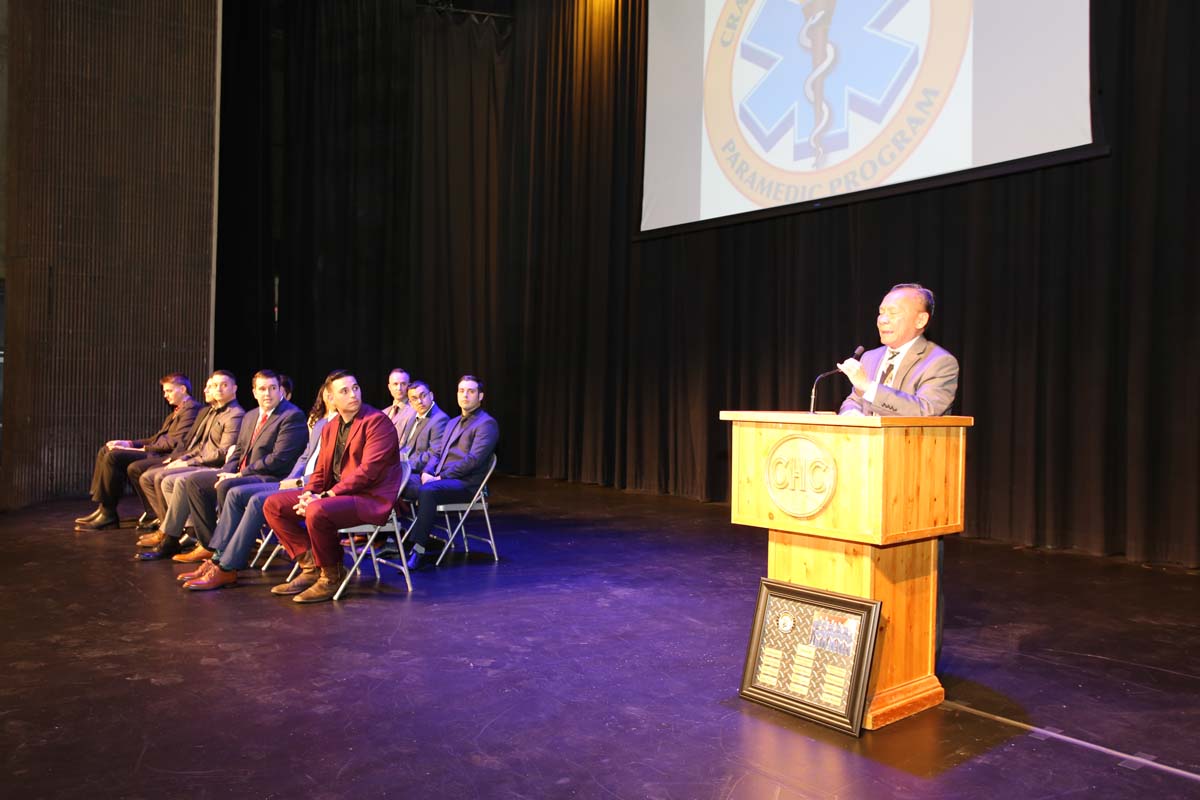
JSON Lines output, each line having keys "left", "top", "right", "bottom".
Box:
{"left": 880, "top": 350, "right": 900, "bottom": 387}
{"left": 405, "top": 416, "right": 423, "bottom": 446}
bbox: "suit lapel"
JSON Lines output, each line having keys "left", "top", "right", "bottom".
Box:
{"left": 341, "top": 412, "right": 369, "bottom": 466}
{"left": 438, "top": 415, "right": 466, "bottom": 464}
{"left": 895, "top": 337, "right": 930, "bottom": 391}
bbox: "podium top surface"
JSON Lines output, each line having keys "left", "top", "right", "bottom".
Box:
{"left": 719, "top": 410, "right": 974, "bottom": 428}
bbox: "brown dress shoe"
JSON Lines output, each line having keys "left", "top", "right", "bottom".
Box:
{"left": 173, "top": 545, "right": 213, "bottom": 564}
{"left": 177, "top": 560, "right": 214, "bottom": 582}
{"left": 185, "top": 565, "right": 238, "bottom": 591}
{"left": 293, "top": 566, "right": 347, "bottom": 604}
{"left": 137, "top": 531, "right": 165, "bottom": 548}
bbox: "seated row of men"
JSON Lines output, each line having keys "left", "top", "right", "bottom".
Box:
{"left": 76, "top": 367, "right": 500, "bottom": 603}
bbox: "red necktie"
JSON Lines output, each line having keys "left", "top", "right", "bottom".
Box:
{"left": 238, "top": 412, "right": 269, "bottom": 472}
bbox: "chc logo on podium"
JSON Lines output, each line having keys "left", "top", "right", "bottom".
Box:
{"left": 766, "top": 435, "right": 837, "bottom": 518}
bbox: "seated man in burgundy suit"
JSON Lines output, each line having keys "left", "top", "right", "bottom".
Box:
{"left": 261, "top": 370, "right": 404, "bottom": 604}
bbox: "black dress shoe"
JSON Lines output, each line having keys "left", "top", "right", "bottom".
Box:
{"left": 74, "top": 506, "right": 105, "bottom": 525}
{"left": 136, "top": 518, "right": 161, "bottom": 532}
{"left": 75, "top": 510, "right": 119, "bottom": 531}
{"left": 134, "top": 536, "right": 184, "bottom": 561}
{"left": 405, "top": 546, "right": 438, "bottom": 571}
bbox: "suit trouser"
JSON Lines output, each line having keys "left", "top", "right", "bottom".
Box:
{"left": 139, "top": 463, "right": 208, "bottom": 520}
{"left": 210, "top": 481, "right": 283, "bottom": 570}
{"left": 89, "top": 447, "right": 155, "bottom": 509}
{"left": 263, "top": 490, "right": 378, "bottom": 568}
{"left": 184, "top": 474, "right": 271, "bottom": 548}
{"left": 155, "top": 467, "right": 213, "bottom": 538}
{"left": 122, "top": 455, "right": 170, "bottom": 514}
{"left": 405, "top": 478, "right": 476, "bottom": 552}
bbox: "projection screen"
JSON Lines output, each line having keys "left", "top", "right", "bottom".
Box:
{"left": 642, "top": 0, "right": 1095, "bottom": 233}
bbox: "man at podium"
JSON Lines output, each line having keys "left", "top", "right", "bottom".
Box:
{"left": 835, "top": 283, "right": 959, "bottom": 416}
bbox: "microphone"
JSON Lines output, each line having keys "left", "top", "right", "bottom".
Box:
{"left": 809, "top": 346, "right": 864, "bottom": 413}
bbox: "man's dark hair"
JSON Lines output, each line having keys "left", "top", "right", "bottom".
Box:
{"left": 891, "top": 283, "right": 935, "bottom": 319}
{"left": 407, "top": 380, "right": 431, "bottom": 396}
{"left": 212, "top": 369, "right": 238, "bottom": 385}
{"left": 160, "top": 372, "right": 192, "bottom": 395}
{"left": 326, "top": 369, "right": 355, "bottom": 387}
{"left": 388, "top": 367, "right": 410, "bottom": 381}
{"left": 252, "top": 369, "right": 280, "bottom": 386}
{"left": 279, "top": 374, "right": 294, "bottom": 397}
{"left": 459, "top": 374, "right": 484, "bottom": 393}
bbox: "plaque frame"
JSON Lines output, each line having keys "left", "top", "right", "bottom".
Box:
{"left": 739, "top": 578, "right": 882, "bottom": 736}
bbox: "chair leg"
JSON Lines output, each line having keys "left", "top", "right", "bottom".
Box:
{"left": 249, "top": 529, "right": 274, "bottom": 568}
{"left": 335, "top": 527, "right": 381, "bottom": 601}
{"left": 480, "top": 505, "right": 497, "bottom": 561}
{"left": 262, "top": 543, "right": 286, "bottom": 572}
{"left": 346, "top": 534, "right": 362, "bottom": 576}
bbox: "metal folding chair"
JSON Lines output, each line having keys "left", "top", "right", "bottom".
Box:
{"left": 431, "top": 454, "right": 497, "bottom": 566}
{"left": 334, "top": 460, "right": 414, "bottom": 597}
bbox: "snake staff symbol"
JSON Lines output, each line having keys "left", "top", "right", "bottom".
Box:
{"left": 800, "top": 0, "right": 838, "bottom": 168}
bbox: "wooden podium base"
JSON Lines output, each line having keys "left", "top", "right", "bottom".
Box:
{"left": 767, "top": 529, "right": 942, "bottom": 730}
{"left": 864, "top": 675, "right": 944, "bottom": 729}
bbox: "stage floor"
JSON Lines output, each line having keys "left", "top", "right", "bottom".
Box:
{"left": 1, "top": 476, "right": 1197, "bottom": 799}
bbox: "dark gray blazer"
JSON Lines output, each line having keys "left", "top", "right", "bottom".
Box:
{"left": 178, "top": 401, "right": 245, "bottom": 467}
{"left": 426, "top": 408, "right": 499, "bottom": 489}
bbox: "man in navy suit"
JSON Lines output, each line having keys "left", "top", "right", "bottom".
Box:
{"left": 405, "top": 374, "right": 499, "bottom": 569}
{"left": 837, "top": 283, "right": 959, "bottom": 417}
{"left": 136, "top": 370, "right": 306, "bottom": 561}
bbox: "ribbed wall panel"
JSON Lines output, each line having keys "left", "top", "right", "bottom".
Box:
{"left": 2, "top": 0, "right": 218, "bottom": 509}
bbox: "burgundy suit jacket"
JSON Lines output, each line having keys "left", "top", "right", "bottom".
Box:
{"left": 304, "top": 404, "right": 403, "bottom": 524}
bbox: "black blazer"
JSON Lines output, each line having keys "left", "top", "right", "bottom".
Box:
{"left": 135, "top": 396, "right": 202, "bottom": 455}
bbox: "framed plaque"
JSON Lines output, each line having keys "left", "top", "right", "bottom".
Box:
{"left": 739, "top": 578, "right": 882, "bottom": 736}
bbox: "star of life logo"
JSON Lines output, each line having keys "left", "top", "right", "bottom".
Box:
{"left": 704, "top": 0, "right": 972, "bottom": 207}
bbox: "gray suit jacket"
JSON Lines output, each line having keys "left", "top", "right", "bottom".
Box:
{"left": 426, "top": 408, "right": 499, "bottom": 489}
{"left": 383, "top": 402, "right": 416, "bottom": 440}
{"left": 400, "top": 403, "right": 451, "bottom": 474}
{"left": 839, "top": 336, "right": 959, "bottom": 416}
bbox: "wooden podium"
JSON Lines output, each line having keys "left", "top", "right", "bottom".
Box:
{"left": 719, "top": 411, "right": 973, "bottom": 729}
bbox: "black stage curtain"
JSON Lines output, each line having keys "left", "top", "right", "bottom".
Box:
{"left": 216, "top": 1, "right": 1198, "bottom": 566}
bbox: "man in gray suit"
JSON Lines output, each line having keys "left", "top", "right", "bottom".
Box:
{"left": 382, "top": 367, "right": 416, "bottom": 439}
{"left": 405, "top": 374, "right": 499, "bottom": 569}
{"left": 837, "top": 282, "right": 957, "bottom": 663}
{"left": 837, "top": 283, "right": 959, "bottom": 416}
{"left": 398, "top": 380, "right": 450, "bottom": 498}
